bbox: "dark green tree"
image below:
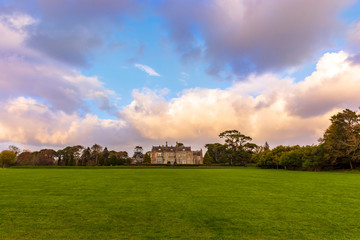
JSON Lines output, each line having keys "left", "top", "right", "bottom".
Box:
{"left": 133, "top": 146, "right": 143, "bottom": 158}
{"left": 101, "top": 147, "right": 109, "bottom": 166}
{"left": 219, "top": 130, "right": 256, "bottom": 166}
{"left": 142, "top": 152, "right": 151, "bottom": 164}
{"left": 205, "top": 143, "right": 227, "bottom": 163}
{"left": 321, "top": 109, "right": 360, "bottom": 169}
{"left": 203, "top": 151, "right": 214, "bottom": 165}
{"left": 81, "top": 147, "right": 91, "bottom": 166}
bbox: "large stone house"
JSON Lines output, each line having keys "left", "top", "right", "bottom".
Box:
{"left": 150, "top": 142, "right": 203, "bottom": 164}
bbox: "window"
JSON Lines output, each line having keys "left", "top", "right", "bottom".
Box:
{"left": 169, "top": 152, "right": 174, "bottom": 156}
{"left": 157, "top": 153, "right": 162, "bottom": 157}
{"left": 157, "top": 158, "right": 163, "bottom": 164}
{"left": 182, "top": 159, "right": 187, "bottom": 164}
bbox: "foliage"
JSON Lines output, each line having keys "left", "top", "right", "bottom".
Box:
{"left": 219, "top": 130, "right": 257, "bottom": 166}
{"left": 13, "top": 145, "right": 129, "bottom": 167}
{"left": 37, "top": 149, "right": 56, "bottom": 166}
{"left": 0, "top": 150, "right": 16, "bottom": 168}
{"left": 91, "top": 144, "right": 103, "bottom": 166}
{"left": 16, "top": 151, "right": 34, "bottom": 165}
{"left": 203, "top": 151, "right": 214, "bottom": 164}
{"left": 142, "top": 152, "right": 151, "bottom": 164}
{"left": 301, "top": 145, "right": 326, "bottom": 171}
{"left": 205, "top": 143, "right": 227, "bottom": 163}
{"left": 254, "top": 144, "right": 327, "bottom": 171}
{"left": 81, "top": 147, "right": 91, "bottom": 166}
{"left": 321, "top": 109, "right": 360, "bottom": 169}
{"left": 8, "top": 145, "right": 21, "bottom": 156}
{"left": 133, "top": 146, "right": 143, "bottom": 158}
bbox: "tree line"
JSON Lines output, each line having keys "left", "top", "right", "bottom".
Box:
{"left": 0, "top": 144, "right": 133, "bottom": 167}
{"left": 204, "top": 108, "right": 360, "bottom": 170}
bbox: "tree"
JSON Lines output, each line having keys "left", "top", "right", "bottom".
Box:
{"left": 203, "top": 151, "right": 214, "bottom": 165}
{"left": 219, "top": 130, "right": 256, "bottom": 166}
{"left": 8, "top": 145, "right": 21, "bottom": 156}
{"left": 279, "top": 149, "right": 303, "bottom": 170}
{"left": 37, "top": 149, "right": 56, "bottom": 165}
{"left": 71, "top": 145, "right": 84, "bottom": 166}
{"left": 101, "top": 147, "right": 109, "bottom": 166}
{"left": 81, "top": 147, "right": 91, "bottom": 166}
{"left": 57, "top": 149, "right": 64, "bottom": 166}
{"left": 321, "top": 109, "right": 360, "bottom": 169}
{"left": 205, "top": 143, "right": 227, "bottom": 163}
{"left": 133, "top": 146, "right": 143, "bottom": 158}
{"left": 0, "top": 150, "right": 16, "bottom": 168}
{"left": 142, "top": 152, "right": 151, "bottom": 164}
{"left": 301, "top": 145, "right": 326, "bottom": 171}
{"left": 264, "top": 142, "right": 270, "bottom": 151}
{"left": 91, "top": 144, "right": 103, "bottom": 165}
{"left": 17, "top": 151, "right": 34, "bottom": 165}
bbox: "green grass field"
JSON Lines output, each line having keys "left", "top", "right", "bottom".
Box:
{"left": 1, "top": 167, "right": 359, "bottom": 239}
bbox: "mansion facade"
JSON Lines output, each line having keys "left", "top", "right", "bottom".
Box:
{"left": 150, "top": 142, "right": 203, "bottom": 165}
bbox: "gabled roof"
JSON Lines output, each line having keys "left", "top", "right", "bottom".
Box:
{"left": 193, "top": 150, "right": 202, "bottom": 156}
{"left": 152, "top": 145, "right": 191, "bottom": 152}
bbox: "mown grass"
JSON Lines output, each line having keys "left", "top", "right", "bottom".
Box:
{"left": 0, "top": 168, "right": 359, "bottom": 239}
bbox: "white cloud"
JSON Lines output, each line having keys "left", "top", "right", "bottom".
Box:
{"left": 0, "top": 97, "right": 130, "bottom": 146}
{"left": 123, "top": 51, "right": 360, "bottom": 147}
{"left": 134, "top": 63, "right": 161, "bottom": 77}
{"left": 1, "top": 51, "right": 359, "bottom": 151}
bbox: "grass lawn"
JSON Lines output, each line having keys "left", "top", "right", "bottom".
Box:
{"left": 0, "top": 167, "right": 359, "bottom": 239}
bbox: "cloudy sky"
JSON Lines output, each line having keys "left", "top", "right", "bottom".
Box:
{"left": 1, "top": 0, "right": 360, "bottom": 153}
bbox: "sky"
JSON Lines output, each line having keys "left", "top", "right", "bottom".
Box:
{"left": 1, "top": 0, "right": 360, "bottom": 154}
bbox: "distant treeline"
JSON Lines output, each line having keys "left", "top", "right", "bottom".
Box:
{"left": 15, "top": 144, "right": 132, "bottom": 166}
{"left": 204, "top": 108, "right": 360, "bottom": 170}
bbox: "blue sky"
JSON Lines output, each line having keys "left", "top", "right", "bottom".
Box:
{"left": 0, "top": 0, "right": 360, "bottom": 153}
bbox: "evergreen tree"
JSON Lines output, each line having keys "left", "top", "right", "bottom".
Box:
{"left": 142, "top": 152, "right": 151, "bottom": 164}
{"left": 102, "top": 147, "right": 109, "bottom": 166}
{"left": 81, "top": 147, "right": 91, "bottom": 166}
{"left": 203, "top": 151, "right": 214, "bottom": 165}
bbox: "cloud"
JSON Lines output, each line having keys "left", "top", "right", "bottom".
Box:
{"left": 285, "top": 51, "right": 360, "bottom": 117}
{"left": 123, "top": 51, "right": 360, "bottom": 147}
{"left": 0, "top": 12, "right": 117, "bottom": 114}
{"left": 347, "top": 19, "right": 360, "bottom": 62}
{"left": 0, "top": 9, "right": 135, "bottom": 151}
{"left": 0, "top": 97, "right": 133, "bottom": 147}
{"left": 1, "top": 50, "right": 359, "bottom": 151}
{"left": 134, "top": 63, "right": 161, "bottom": 77}
{"left": 3, "top": 0, "right": 143, "bottom": 66}
{"left": 160, "top": 0, "right": 354, "bottom": 78}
